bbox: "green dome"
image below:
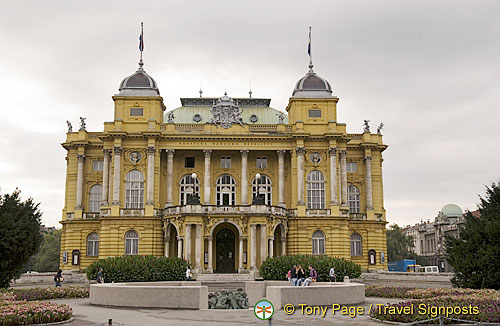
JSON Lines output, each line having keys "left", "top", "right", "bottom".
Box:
{"left": 441, "top": 204, "right": 463, "bottom": 217}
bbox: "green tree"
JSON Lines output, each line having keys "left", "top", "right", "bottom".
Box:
{"left": 386, "top": 224, "right": 415, "bottom": 261}
{"left": 28, "top": 230, "right": 61, "bottom": 272}
{"left": 446, "top": 182, "right": 500, "bottom": 289}
{"left": 0, "top": 190, "right": 43, "bottom": 288}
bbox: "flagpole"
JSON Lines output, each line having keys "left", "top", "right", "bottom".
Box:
{"left": 140, "top": 22, "right": 144, "bottom": 67}
{"left": 308, "top": 26, "right": 313, "bottom": 70}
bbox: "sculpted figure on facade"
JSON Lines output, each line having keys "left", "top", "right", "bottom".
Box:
{"left": 377, "top": 122, "right": 384, "bottom": 135}
{"left": 66, "top": 120, "right": 73, "bottom": 133}
{"left": 167, "top": 111, "right": 175, "bottom": 123}
{"left": 79, "top": 117, "right": 86, "bottom": 131}
{"left": 210, "top": 94, "right": 244, "bottom": 128}
{"left": 363, "top": 119, "right": 370, "bottom": 133}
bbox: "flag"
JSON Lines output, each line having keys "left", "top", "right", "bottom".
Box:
{"left": 139, "top": 24, "right": 144, "bottom": 52}
{"left": 308, "top": 27, "right": 311, "bottom": 57}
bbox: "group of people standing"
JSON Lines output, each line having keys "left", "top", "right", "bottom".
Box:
{"left": 287, "top": 265, "right": 337, "bottom": 285}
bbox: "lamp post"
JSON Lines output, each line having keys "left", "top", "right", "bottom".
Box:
{"left": 252, "top": 173, "right": 264, "bottom": 205}
{"left": 187, "top": 173, "right": 200, "bottom": 205}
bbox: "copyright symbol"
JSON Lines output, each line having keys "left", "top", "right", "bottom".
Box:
{"left": 284, "top": 304, "right": 295, "bottom": 315}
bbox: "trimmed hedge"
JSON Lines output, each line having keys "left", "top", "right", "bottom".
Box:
{"left": 86, "top": 255, "right": 187, "bottom": 283}
{"left": 259, "top": 255, "right": 361, "bottom": 282}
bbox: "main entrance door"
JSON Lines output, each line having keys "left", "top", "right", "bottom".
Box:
{"left": 216, "top": 228, "right": 235, "bottom": 273}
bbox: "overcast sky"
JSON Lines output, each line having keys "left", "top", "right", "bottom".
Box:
{"left": 1, "top": 1, "right": 499, "bottom": 228}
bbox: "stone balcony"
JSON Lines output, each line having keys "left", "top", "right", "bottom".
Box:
{"left": 163, "top": 204, "right": 289, "bottom": 217}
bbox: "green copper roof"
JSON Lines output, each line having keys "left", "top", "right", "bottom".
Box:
{"left": 441, "top": 204, "right": 463, "bottom": 217}
{"left": 164, "top": 97, "right": 288, "bottom": 124}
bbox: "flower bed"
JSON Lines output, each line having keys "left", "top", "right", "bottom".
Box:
{"left": 0, "top": 301, "right": 72, "bottom": 326}
{"left": 0, "top": 287, "right": 85, "bottom": 325}
{"left": 367, "top": 286, "right": 500, "bottom": 324}
{"left": 5, "top": 286, "right": 89, "bottom": 301}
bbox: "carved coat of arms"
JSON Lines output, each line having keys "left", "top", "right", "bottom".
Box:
{"left": 210, "top": 94, "right": 244, "bottom": 129}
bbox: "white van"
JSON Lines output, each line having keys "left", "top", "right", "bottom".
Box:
{"left": 419, "top": 266, "right": 439, "bottom": 273}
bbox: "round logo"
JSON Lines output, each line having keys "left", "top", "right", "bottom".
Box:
{"left": 254, "top": 299, "right": 274, "bottom": 320}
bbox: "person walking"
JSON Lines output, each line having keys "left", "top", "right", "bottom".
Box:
{"left": 294, "top": 265, "right": 305, "bottom": 286}
{"left": 97, "top": 267, "right": 104, "bottom": 284}
{"left": 302, "top": 265, "right": 317, "bottom": 286}
{"left": 329, "top": 266, "right": 336, "bottom": 282}
{"left": 186, "top": 265, "right": 192, "bottom": 281}
{"left": 54, "top": 269, "right": 64, "bottom": 287}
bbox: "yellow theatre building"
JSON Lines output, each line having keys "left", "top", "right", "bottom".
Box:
{"left": 60, "top": 51, "right": 388, "bottom": 274}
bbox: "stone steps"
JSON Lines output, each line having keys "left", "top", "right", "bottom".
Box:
{"left": 196, "top": 273, "right": 254, "bottom": 282}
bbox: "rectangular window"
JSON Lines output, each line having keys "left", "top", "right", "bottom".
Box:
{"left": 185, "top": 157, "right": 195, "bottom": 168}
{"left": 256, "top": 157, "right": 267, "bottom": 169}
{"left": 93, "top": 160, "right": 104, "bottom": 172}
{"left": 346, "top": 162, "right": 357, "bottom": 173}
{"left": 130, "top": 108, "right": 143, "bottom": 116}
{"left": 220, "top": 157, "right": 231, "bottom": 168}
{"left": 62, "top": 251, "right": 68, "bottom": 264}
{"left": 308, "top": 109, "right": 321, "bottom": 118}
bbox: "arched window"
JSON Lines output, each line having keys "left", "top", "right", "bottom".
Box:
{"left": 125, "top": 230, "right": 139, "bottom": 255}
{"left": 347, "top": 185, "right": 360, "bottom": 213}
{"left": 312, "top": 230, "right": 325, "bottom": 255}
{"left": 216, "top": 174, "right": 236, "bottom": 206}
{"left": 86, "top": 232, "right": 99, "bottom": 256}
{"left": 350, "top": 232, "right": 362, "bottom": 256}
{"left": 179, "top": 174, "right": 200, "bottom": 205}
{"left": 88, "top": 184, "right": 102, "bottom": 213}
{"left": 252, "top": 175, "right": 272, "bottom": 205}
{"left": 307, "top": 171, "right": 325, "bottom": 209}
{"left": 125, "top": 170, "right": 144, "bottom": 209}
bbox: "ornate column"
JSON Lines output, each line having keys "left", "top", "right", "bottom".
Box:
{"left": 260, "top": 224, "right": 267, "bottom": 265}
{"left": 328, "top": 148, "right": 338, "bottom": 205}
{"left": 146, "top": 146, "right": 156, "bottom": 205}
{"left": 365, "top": 156, "right": 373, "bottom": 209}
{"left": 165, "top": 236, "right": 170, "bottom": 257}
{"left": 195, "top": 224, "right": 202, "bottom": 271}
{"left": 75, "top": 154, "right": 85, "bottom": 209}
{"left": 281, "top": 238, "right": 286, "bottom": 256}
{"left": 165, "top": 149, "right": 175, "bottom": 207}
{"left": 203, "top": 150, "right": 212, "bottom": 205}
{"left": 339, "top": 150, "right": 348, "bottom": 206}
{"left": 240, "top": 150, "right": 249, "bottom": 204}
{"left": 277, "top": 150, "right": 286, "bottom": 207}
{"left": 177, "top": 236, "right": 183, "bottom": 258}
{"left": 238, "top": 236, "right": 246, "bottom": 272}
{"left": 111, "top": 146, "right": 122, "bottom": 205}
{"left": 102, "top": 149, "right": 111, "bottom": 205}
{"left": 207, "top": 236, "right": 213, "bottom": 272}
{"left": 185, "top": 224, "right": 191, "bottom": 264}
{"left": 296, "top": 147, "right": 305, "bottom": 205}
{"left": 269, "top": 237, "right": 274, "bottom": 258}
{"left": 250, "top": 224, "right": 257, "bottom": 270}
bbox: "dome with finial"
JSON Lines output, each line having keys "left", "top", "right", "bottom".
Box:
{"left": 292, "top": 65, "right": 333, "bottom": 98}
{"left": 118, "top": 62, "right": 159, "bottom": 96}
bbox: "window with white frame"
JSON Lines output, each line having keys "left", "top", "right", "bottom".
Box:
{"left": 306, "top": 170, "right": 325, "bottom": 209}
{"left": 346, "top": 162, "right": 357, "bottom": 172}
{"left": 125, "top": 230, "right": 139, "bottom": 255}
{"left": 347, "top": 185, "right": 360, "bottom": 213}
{"left": 350, "top": 232, "right": 362, "bottom": 256}
{"left": 86, "top": 232, "right": 99, "bottom": 256}
{"left": 125, "top": 170, "right": 144, "bottom": 209}
{"left": 312, "top": 230, "right": 325, "bottom": 255}
{"left": 216, "top": 174, "right": 236, "bottom": 206}
{"left": 220, "top": 157, "right": 231, "bottom": 168}
{"left": 179, "top": 174, "right": 200, "bottom": 205}
{"left": 252, "top": 175, "right": 272, "bottom": 205}
{"left": 88, "top": 184, "right": 102, "bottom": 212}
{"left": 256, "top": 157, "right": 267, "bottom": 169}
{"left": 93, "top": 160, "right": 104, "bottom": 171}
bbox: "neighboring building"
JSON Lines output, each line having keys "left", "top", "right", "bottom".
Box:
{"left": 40, "top": 225, "right": 57, "bottom": 233}
{"left": 403, "top": 204, "right": 471, "bottom": 272}
{"left": 60, "top": 44, "right": 388, "bottom": 273}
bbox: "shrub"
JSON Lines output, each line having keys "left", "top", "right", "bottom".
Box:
{"left": 259, "top": 255, "right": 361, "bottom": 281}
{"left": 0, "top": 286, "right": 89, "bottom": 301}
{"left": 365, "top": 285, "right": 499, "bottom": 300}
{"left": 86, "top": 255, "right": 187, "bottom": 283}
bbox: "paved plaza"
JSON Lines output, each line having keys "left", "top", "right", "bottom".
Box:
{"left": 55, "top": 297, "right": 401, "bottom": 326}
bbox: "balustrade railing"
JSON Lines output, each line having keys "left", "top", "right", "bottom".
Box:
{"left": 163, "top": 204, "right": 289, "bottom": 216}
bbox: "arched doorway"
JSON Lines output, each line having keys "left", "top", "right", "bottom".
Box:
{"left": 168, "top": 224, "right": 178, "bottom": 257}
{"left": 216, "top": 228, "right": 235, "bottom": 273}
